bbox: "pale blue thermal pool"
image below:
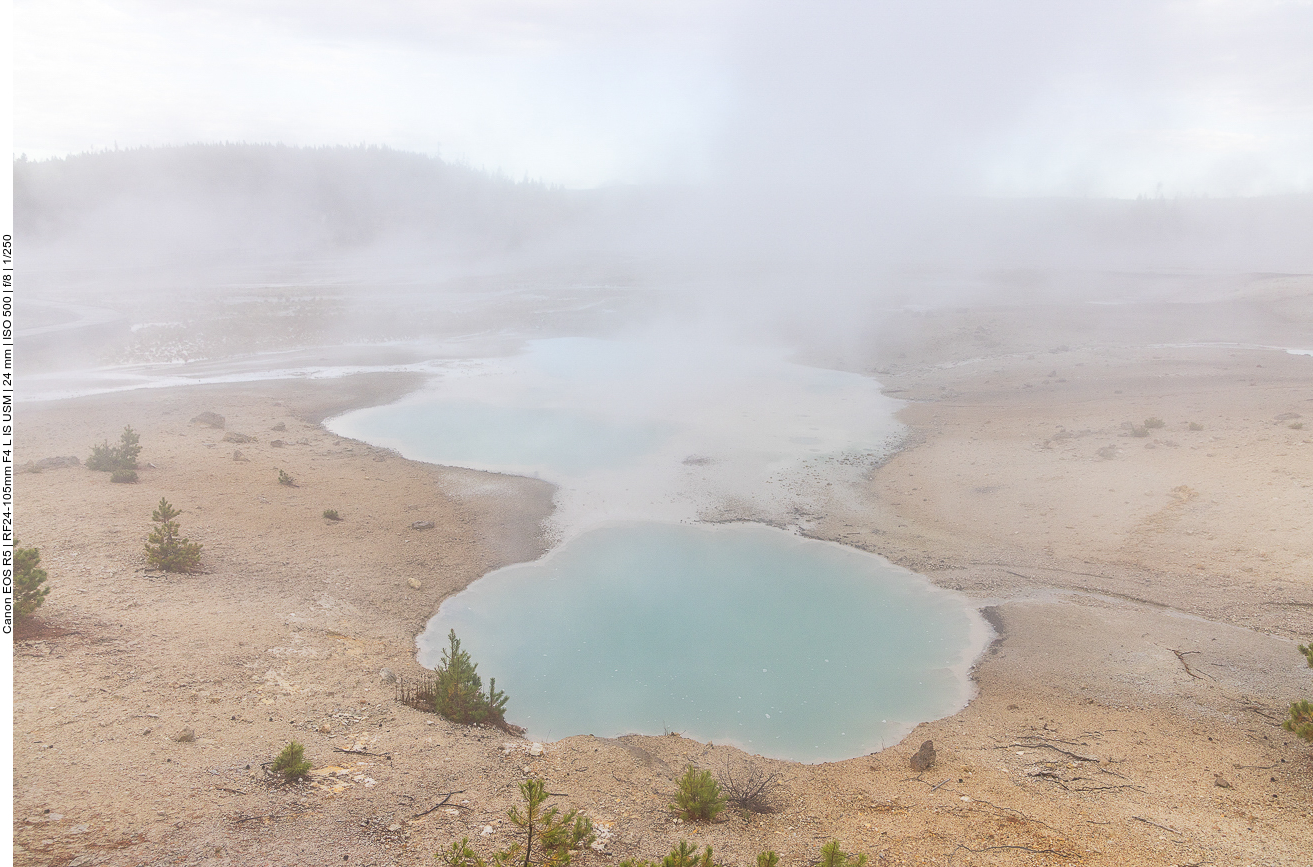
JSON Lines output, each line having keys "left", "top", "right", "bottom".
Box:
{"left": 329, "top": 335, "right": 987, "bottom": 761}
{"left": 418, "top": 521, "right": 983, "bottom": 763}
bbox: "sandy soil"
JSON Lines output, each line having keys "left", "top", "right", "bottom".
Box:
{"left": 12, "top": 288, "right": 1313, "bottom": 866}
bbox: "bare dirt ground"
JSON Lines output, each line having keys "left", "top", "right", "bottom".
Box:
{"left": 13, "top": 282, "right": 1313, "bottom": 866}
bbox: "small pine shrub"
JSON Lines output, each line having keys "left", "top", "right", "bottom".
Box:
{"left": 1188, "top": 421, "right": 1204, "bottom": 431}
{"left": 1129, "top": 425, "right": 1149, "bottom": 437}
{"left": 671, "top": 766, "right": 725, "bottom": 823}
{"left": 278, "top": 469, "right": 297, "bottom": 487}
{"left": 1285, "top": 700, "right": 1313, "bottom": 743}
{"left": 432, "top": 630, "right": 508, "bottom": 727}
{"left": 1144, "top": 417, "right": 1165, "bottom": 429}
{"left": 817, "top": 841, "right": 868, "bottom": 867}
{"left": 144, "top": 498, "right": 203, "bottom": 573}
{"left": 1299, "top": 643, "right": 1313, "bottom": 668}
{"left": 88, "top": 426, "right": 142, "bottom": 472}
{"left": 322, "top": 508, "right": 341, "bottom": 521}
{"left": 1291, "top": 422, "right": 1305, "bottom": 430}
{"left": 660, "top": 841, "right": 720, "bottom": 867}
{"left": 271, "top": 741, "right": 312, "bottom": 782}
{"left": 756, "top": 853, "right": 779, "bottom": 867}
{"left": 110, "top": 468, "right": 139, "bottom": 483}
{"left": 15, "top": 542, "right": 50, "bottom": 621}
{"left": 439, "top": 778, "right": 592, "bottom": 867}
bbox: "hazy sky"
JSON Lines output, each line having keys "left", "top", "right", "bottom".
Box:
{"left": 14, "top": 0, "right": 1313, "bottom": 195}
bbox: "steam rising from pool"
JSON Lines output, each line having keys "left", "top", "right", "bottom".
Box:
{"left": 329, "top": 334, "right": 906, "bottom": 533}
{"left": 329, "top": 333, "right": 988, "bottom": 761}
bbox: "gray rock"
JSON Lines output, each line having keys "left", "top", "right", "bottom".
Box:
{"left": 222, "top": 432, "right": 256, "bottom": 444}
{"left": 379, "top": 668, "right": 397, "bottom": 684}
{"left": 173, "top": 728, "right": 195, "bottom": 743}
{"left": 20, "top": 456, "right": 81, "bottom": 473}
{"left": 909, "top": 739, "right": 936, "bottom": 772}
{"left": 271, "top": 422, "right": 287, "bottom": 431}
{"left": 270, "top": 440, "right": 285, "bottom": 448}
{"left": 1214, "top": 774, "right": 1232, "bottom": 789}
{"left": 232, "top": 450, "right": 248, "bottom": 462}
{"left": 410, "top": 521, "right": 436, "bottom": 530}
{"left": 191, "top": 411, "right": 226, "bottom": 428}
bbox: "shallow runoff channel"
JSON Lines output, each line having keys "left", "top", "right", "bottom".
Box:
{"left": 328, "top": 333, "right": 990, "bottom": 762}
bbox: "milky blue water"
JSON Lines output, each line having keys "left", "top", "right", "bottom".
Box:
{"left": 418, "top": 522, "right": 983, "bottom": 763}
{"left": 328, "top": 335, "right": 986, "bottom": 761}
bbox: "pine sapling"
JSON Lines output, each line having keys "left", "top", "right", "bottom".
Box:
{"left": 14, "top": 542, "right": 50, "bottom": 621}
{"left": 818, "top": 841, "right": 868, "bottom": 867}
{"left": 670, "top": 766, "right": 725, "bottom": 823}
{"left": 144, "top": 498, "right": 203, "bottom": 573}
{"left": 271, "top": 741, "right": 312, "bottom": 782}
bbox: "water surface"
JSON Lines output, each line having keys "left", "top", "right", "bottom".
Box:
{"left": 420, "top": 522, "right": 986, "bottom": 763}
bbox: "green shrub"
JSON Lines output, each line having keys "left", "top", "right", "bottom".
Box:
{"left": 14, "top": 542, "right": 50, "bottom": 621}
{"left": 1288, "top": 643, "right": 1313, "bottom": 743}
{"left": 439, "top": 778, "right": 592, "bottom": 867}
{"left": 1129, "top": 425, "right": 1149, "bottom": 437}
{"left": 670, "top": 766, "right": 725, "bottom": 823}
{"left": 756, "top": 853, "right": 779, "bottom": 867}
{"left": 1285, "top": 700, "right": 1313, "bottom": 743}
{"left": 110, "top": 468, "right": 138, "bottom": 483}
{"left": 1291, "top": 422, "right": 1305, "bottom": 430}
{"left": 1144, "top": 417, "right": 1165, "bottom": 429}
{"left": 432, "top": 630, "right": 508, "bottom": 726}
{"left": 278, "top": 469, "right": 297, "bottom": 487}
{"left": 271, "top": 741, "right": 312, "bottom": 782}
{"left": 817, "top": 842, "right": 868, "bottom": 867}
{"left": 1188, "top": 421, "right": 1204, "bottom": 431}
{"left": 88, "top": 426, "right": 141, "bottom": 472}
{"left": 322, "top": 508, "right": 341, "bottom": 521}
{"left": 144, "top": 498, "right": 203, "bottom": 573}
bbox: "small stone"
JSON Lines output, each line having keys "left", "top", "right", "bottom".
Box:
{"left": 1214, "top": 774, "right": 1232, "bottom": 789}
{"left": 318, "top": 723, "right": 332, "bottom": 734}
{"left": 232, "top": 450, "right": 248, "bottom": 462}
{"left": 222, "top": 432, "right": 256, "bottom": 444}
{"left": 387, "top": 823, "right": 401, "bottom": 832}
{"left": 528, "top": 743, "right": 545, "bottom": 757}
{"left": 481, "top": 825, "right": 495, "bottom": 836}
{"left": 174, "top": 728, "right": 195, "bottom": 743}
{"left": 191, "top": 411, "right": 225, "bottom": 429}
{"left": 909, "top": 740, "right": 936, "bottom": 772}
{"left": 270, "top": 440, "right": 285, "bottom": 448}
{"left": 406, "top": 577, "right": 422, "bottom": 590}
{"left": 410, "top": 521, "right": 435, "bottom": 531}
{"left": 272, "top": 422, "right": 287, "bottom": 431}
{"left": 379, "top": 668, "right": 397, "bottom": 684}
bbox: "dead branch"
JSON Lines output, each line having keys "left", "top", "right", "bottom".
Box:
{"left": 333, "top": 746, "right": 392, "bottom": 760}
{"left": 1071, "top": 784, "right": 1143, "bottom": 793}
{"left": 1004, "top": 743, "right": 1099, "bottom": 762}
{"left": 718, "top": 756, "right": 785, "bottom": 813}
{"left": 1169, "top": 649, "right": 1208, "bottom": 680}
{"left": 413, "top": 790, "right": 468, "bottom": 819}
{"left": 213, "top": 786, "right": 248, "bottom": 795}
{"left": 1242, "top": 705, "right": 1281, "bottom": 722}
{"left": 1131, "top": 816, "right": 1183, "bottom": 838}
{"left": 950, "top": 844, "right": 1073, "bottom": 860}
{"left": 236, "top": 813, "right": 301, "bottom": 824}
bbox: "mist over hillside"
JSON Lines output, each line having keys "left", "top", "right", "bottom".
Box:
{"left": 21, "top": 144, "right": 1313, "bottom": 282}
{"left": 15, "top": 144, "right": 590, "bottom": 289}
